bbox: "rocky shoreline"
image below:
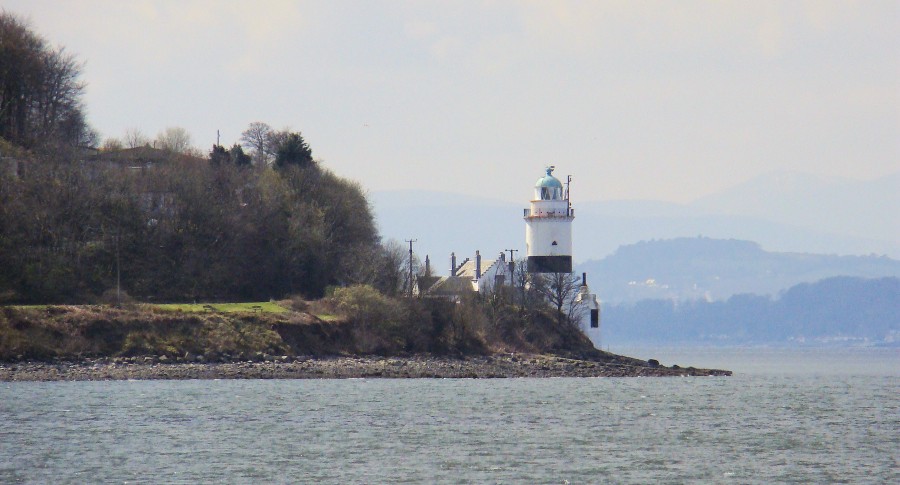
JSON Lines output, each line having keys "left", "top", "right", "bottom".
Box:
{"left": 0, "top": 354, "right": 732, "bottom": 381}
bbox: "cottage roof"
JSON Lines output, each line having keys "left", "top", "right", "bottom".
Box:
{"left": 425, "top": 276, "right": 476, "bottom": 296}
{"left": 454, "top": 259, "right": 496, "bottom": 279}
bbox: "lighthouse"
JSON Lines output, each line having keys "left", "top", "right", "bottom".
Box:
{"left": 524, "top": 166, "right": 574, "bottom": 273}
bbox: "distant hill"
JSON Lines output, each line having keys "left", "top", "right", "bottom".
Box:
{"left": 602, "top": 276, "right": 900, "bottom": 347}
{"left": 689, "top": 171, "right": 900, "bottom": 246}
{"left": 372, "top": 171, "right": 900, "bottom": 272}
{"left": 577, "top": 237, "right": 900, "bottom": 304}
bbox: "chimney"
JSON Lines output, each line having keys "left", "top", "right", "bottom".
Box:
{"left": 450, "top": 252, "right": 457, "bottom": 276}
{"left": 582, "top": 272, "right": 587, "bottom": 287}
{"left": 476, "top": 250, "right": 482, "bottom": 279}
{"left": 425, "top": 255, "right": 431, "bottom": 276}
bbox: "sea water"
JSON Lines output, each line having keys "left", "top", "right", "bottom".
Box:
{"left": 1, "top": 348, "right": 897, "bottom": 484}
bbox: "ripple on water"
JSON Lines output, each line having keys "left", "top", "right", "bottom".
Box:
{"left": 1, "top": 350, "right": 898, "bottom": 483}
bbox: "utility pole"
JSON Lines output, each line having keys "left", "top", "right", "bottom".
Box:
{"left": 405, "top": 238, "right": 417, "bottom": 298}
{"left": 504, "top": 248, "right": 518, "bottom": 262}
{"left": 115, "top": 227, "right": 121, "bottom": 306}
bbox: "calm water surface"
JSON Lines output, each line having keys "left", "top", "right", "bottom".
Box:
{"left": 1, "top": 348, "right": 897, "bottom": 484}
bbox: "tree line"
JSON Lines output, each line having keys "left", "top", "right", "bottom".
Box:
{"left": 0, "top": 12, "right": 96, "bottom": 154}
{"left": 603, "top": 276, "right": 900, "bottom": 345}
{"left": 0, "top": 137, "right": 402, "bottom": 302}
{"left": 0, "top": 11, "right": 402, "bottom": 304}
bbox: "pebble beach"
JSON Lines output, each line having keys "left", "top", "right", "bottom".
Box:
{"left": 0, "top": 354, "right": 731, "bottom": 381}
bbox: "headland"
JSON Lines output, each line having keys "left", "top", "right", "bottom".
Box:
{"left": 0, "top": 304, "right": 731, "bottom": 381}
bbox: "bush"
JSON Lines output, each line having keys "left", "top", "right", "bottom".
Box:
{"left": 287, "top": 295, "right": 309, "bottom": 312}
{"left": 98, "top": 288, "right": 135, "bottom": 305}
{"left": 330, "top": 285, "right": 410, "bottom": 354}
{"left": 331, "top": 285, "right": 401, "bottom": 326}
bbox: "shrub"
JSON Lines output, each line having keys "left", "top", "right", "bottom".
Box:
{"left": 98, "top": 288, "right": 134, "bottom": 305}
{"left": 287, "top": 295, "right": 309, "bottom": 312}
{"left": 331, "top": 285, "right": 401, "bottom": 326}
{"left": 330, "top": 285, "right": 407, "bottom": 353}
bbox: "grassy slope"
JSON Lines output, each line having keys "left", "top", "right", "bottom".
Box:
{"left": 0, "top": 301, "right": 621, "bottom": 364}
{"left": 152, "top": 302, "right": 289, "bottom": 313}
{"left": 0, "top": 304, "right": 348, "bottom": 360}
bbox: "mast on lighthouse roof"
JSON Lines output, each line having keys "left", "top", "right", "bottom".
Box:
{"left": 524, "top": 166, "right": 574, "bottom": 273}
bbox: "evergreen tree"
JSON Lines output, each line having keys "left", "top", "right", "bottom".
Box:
{"left": 274, "top": 132, "right": 313, "bottom": 168}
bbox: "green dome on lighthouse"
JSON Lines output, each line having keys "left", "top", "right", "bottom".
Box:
{"left": 534, "top": 166, "right": 564, "bottom": 200}
{"left": 535, "top": 166, "right": 563, "bottom": 189}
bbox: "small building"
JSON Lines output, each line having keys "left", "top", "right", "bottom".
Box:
{"left": 574, "top": 273, "right": 602, "bottom": 348}
{"left": 421, "top": 250, "right": 514, "bottom": 299}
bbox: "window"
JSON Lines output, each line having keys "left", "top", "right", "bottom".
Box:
{"left": 590, "top": 309, "right": 599, "bottom": 328}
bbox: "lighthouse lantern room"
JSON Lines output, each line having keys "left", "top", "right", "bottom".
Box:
{"left": 524, "top": 166, "right": 574, "bottom": 273}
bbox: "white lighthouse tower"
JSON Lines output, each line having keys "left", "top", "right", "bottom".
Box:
{"left": 524, "top": 166, "right": 574, "bottom": 273}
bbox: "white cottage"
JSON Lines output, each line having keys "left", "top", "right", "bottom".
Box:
{"left": 421, "top": 250, "right": 514, "bottom": 299}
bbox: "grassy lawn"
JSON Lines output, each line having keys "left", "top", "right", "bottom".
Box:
{"left": 7, "top": 305, "right": 49, "bottom": 310}
{"left": 4, "top": 302, "right": 344, "bottom": 319}
{"left": 152, "top": 302, "right": 289, "bottom": 313}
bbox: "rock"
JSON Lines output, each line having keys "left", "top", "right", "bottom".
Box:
{"left": 158, "top": 355, "right": 169, "bottom": 363}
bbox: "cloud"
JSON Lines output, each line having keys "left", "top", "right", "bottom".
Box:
{"left": 3, "top": 0, "right": 896, "bottom": 202}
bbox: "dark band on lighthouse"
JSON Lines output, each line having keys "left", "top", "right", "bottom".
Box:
{"left": 527, "top": 255, "right": 572, "bottom": 273}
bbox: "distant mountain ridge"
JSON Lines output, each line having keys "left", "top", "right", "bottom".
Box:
{"left": 372, "top": 171, "right": 900, "bottom": 271}
{"left": 577, "top": 237, "right": 900, "bottom": 304}
{"left": 689, "top": 171, "right": 900, "bottom": 245}
{"left": 603, "top": 276, "right": 900, "bottom": 347}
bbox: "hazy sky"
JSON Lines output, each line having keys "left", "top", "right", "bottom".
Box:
{"left": 4, "top": 0, "right": 898, "bottom": 203}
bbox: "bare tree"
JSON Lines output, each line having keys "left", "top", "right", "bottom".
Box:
{"left": 155, "top": 126, "right": 192, "bottom": 153}
{"left": 123, "top": 127, "right": 148, "bottom": 148}
{"left": 507, "top": 260, "right": 542, "bottom": 311}
{"left": 33, "top": 47, "right": 86, "bottom": 141}
{"left": 372, "top": 239, "right": 421, "bottom": 297}
{"left": 0, "top": 12, "right": 90, "bottom": 149}
{"left": 101, "top": 137, "right": 123, "bottom": 152}
{"left": 536, "top": 272, "right": 584, "bottom": 326}
{"left": 240, "top": 121, "right": 273, "bottom": 165}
